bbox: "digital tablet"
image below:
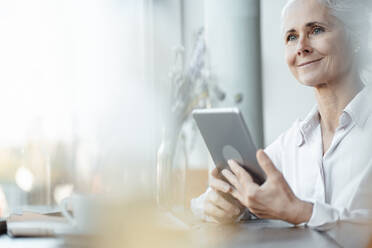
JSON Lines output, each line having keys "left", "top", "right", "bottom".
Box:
{"left": 193, "top": 108, "right": 266, "bottom": 185}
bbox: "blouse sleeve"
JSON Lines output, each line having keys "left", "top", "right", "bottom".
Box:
{"left": 306, "top": 158, "right": 372, "bottom": 230}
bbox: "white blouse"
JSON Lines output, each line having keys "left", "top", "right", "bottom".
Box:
{"left": 191, "top": 86, "right": 372, "bottom": 230}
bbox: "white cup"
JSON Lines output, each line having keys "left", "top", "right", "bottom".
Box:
{"left": 60, "top": 194, "right": 100, "bottom": 233}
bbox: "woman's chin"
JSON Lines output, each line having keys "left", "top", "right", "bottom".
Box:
{"left": 299, "top": 81, "right": 322, "bottom": 88}
{"left": 297, "top": 74, "right": 325, "bottom": 88}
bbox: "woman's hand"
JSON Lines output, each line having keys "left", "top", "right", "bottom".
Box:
{"left": 222, "top": 150, "right": 313, "bottom": 225}
{"left": 204, "top": 168, "right": 245, "bottom": 224}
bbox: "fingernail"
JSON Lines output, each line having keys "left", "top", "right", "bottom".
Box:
{"left": 224, "top": 185, "right": 231, "bottom": 193}
{"left": 234, "top": 208, "right": 240, "bottom": 215}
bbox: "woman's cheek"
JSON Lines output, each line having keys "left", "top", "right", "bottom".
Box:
{"left": 286, "top": 55, "right": 298, "bottom": 77}
{"left": 284, "top": 50, "right": 295, "bottom": 68}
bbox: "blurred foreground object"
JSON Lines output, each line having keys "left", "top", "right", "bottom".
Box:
{"left": 89, "top": 193, "right": 237, "bottom": 248}
{"left": 0, "top": 187, "right": 8, "bottom": 217}
{"left": 157, "top": 29, "right": 225, "bottom": 211}
{"left": 95, "top": 197, "right": 193, "bottom": 248}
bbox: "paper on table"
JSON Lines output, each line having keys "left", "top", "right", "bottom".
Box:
{"left": 7, "top": 211, "right": 67, "bottom": 223}
{"left": 10, "top": 205, "right": 62, "bottom": 216}
{"left": 7, "top": 211, "right": 73, "bottom": 237}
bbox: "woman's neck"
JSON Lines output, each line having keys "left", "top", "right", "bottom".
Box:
{"left": 314, "top": 72, "right": 363, "bottom": 133}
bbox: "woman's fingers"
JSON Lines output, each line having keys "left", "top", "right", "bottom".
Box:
{"left": 208, "top": 190, "right": 240, "bottom": 215}
{"left": 228, "top": 160, "right": 255, "bottom": 186}
{"left": 221, "top": 169, "right": 241, "bottom": 191}
{"left": 204, "top": 201, "right": 226, "bottom": 219}
{"left": 210, "top": 176, "right": 231, "bottom": 193}
{"left": 224, "top": 160, "right": 259, "bottom": 193}
{"left": 256, "top": 150, "right": 279, "bottom": 178}
{"left": 211, "top": 167, "right": 219, "bottom": 178}
{"left": 230, "top": 188, "right": 244, "bottom": 204}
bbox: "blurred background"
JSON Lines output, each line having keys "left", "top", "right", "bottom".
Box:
{"left": 0, "top": 0, "right": 322, "bottom": 215}
{"left": 0, "top": 0, "right": 158, "bottom": 213}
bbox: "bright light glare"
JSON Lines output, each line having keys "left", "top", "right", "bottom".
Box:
{"left": 0, "top": 0, "right": 156, "bottom": 191}
{"left": 0, "top": 0, "right": 148, "bottom": 146}
{"left": 54, "top": 184, "right": 74, "bottom": 204}
{"left": 15, "top": 167, "right": 34, "bottom": 192}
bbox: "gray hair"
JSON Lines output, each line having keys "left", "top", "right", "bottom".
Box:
{"left": 281, "top": 0, "right": 372, "bottom": 81}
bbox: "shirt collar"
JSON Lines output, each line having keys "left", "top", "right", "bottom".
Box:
{"left": 297, "top": 105, "right": 320, "bottom": 147}
{"left": 297, "top": 85, "right": 372, "bottom": 147}
{"left": 343, "top": 86, "right": 372, "bottom": 128}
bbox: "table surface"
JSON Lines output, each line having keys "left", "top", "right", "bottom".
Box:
{"left": 0, "top": 219, "right": 347, "bottom": 248}
{"left": 192, "top": 219, "right": 343, "bottom": 248}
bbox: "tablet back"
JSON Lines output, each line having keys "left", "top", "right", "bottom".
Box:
{"left": 193, "top": 108, "right": 266, "bottom": 185}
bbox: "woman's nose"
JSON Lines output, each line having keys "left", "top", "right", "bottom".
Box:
{"left": 297, "top": 36, "right": 313, "bottom": 56}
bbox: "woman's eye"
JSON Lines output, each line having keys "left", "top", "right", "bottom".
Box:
{"left": 287, "top": 34, "right": 297, "bottom": 42}
{"left": 312, "top": 26, "right": 325, "bottom": 35}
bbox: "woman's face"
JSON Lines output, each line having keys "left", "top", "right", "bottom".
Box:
{"left": 283, "top": 0, "right": 352, "bottom": 87}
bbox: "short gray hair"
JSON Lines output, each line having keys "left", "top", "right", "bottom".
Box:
{"left": 281, "top": 0, "right": 372, "bottom": 80}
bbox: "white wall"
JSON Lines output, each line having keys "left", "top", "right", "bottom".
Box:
{"left": 260, "top": 0, "right": 315, "bottom": 146}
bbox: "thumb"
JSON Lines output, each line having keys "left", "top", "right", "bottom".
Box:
{"left": 211, "top": 167, "right": 219, "bottom": 178}
{"left": 256, "top": 149, "right": 279, "bottom": 177}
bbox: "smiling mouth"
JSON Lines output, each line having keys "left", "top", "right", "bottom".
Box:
{"left": 297, "top": 58, "right": 324, "bottom": 67}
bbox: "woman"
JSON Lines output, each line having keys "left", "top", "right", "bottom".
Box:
{"left": 191, "top": 0, "right": 372, "bottom": 230}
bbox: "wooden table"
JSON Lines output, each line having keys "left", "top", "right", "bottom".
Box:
{"left": 193, "top": 219, "right": 342, "bottom": 248}
{"left": 0, "top": 219, "right": 353, "bottom": 248}
{"left": 3, "top": 211, "right": 372, "bottom": 248}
